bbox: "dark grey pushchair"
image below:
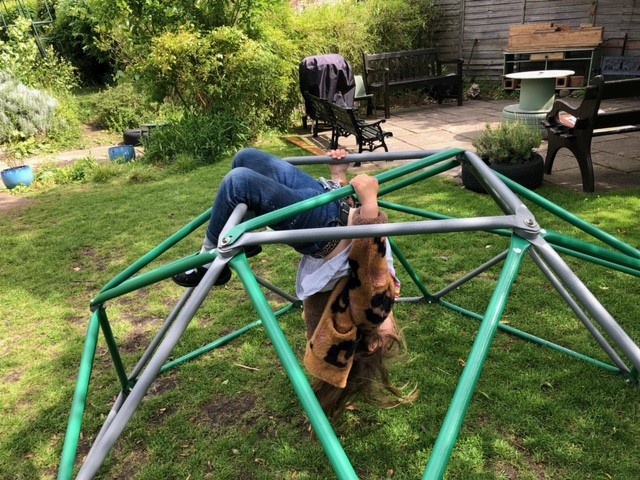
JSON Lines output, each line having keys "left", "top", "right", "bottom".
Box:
{"left": 299, "top": 54, "right": 355, "bottom": 134}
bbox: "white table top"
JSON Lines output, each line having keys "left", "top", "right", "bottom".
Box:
{"left": 505, "top": 70, "right": 575, "bottom": 79}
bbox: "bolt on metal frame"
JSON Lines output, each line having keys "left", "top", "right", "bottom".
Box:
{"left": 58, "top": 148, "right": 640, "bottom": 480}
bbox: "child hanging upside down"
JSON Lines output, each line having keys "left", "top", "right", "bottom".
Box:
{"left": 172, "top": 148, "right": 417, "bottom": 417}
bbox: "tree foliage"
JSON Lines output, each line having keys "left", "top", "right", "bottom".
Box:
{"left": 0, "top": 16, "right": 77, "bottom": 94}
{"left": 2, "top": 0, "right": 442, "bottom": 157}
{"left": 49, "top": 0, "right": 440, "bottom": 129}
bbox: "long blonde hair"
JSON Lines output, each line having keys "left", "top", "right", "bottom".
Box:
{"left": 312, "top": 322, "right": 418, "bottom": 418}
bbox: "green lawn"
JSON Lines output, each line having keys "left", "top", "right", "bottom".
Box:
{"left": 1, "top": 141, "right": 639, "bottom": 480}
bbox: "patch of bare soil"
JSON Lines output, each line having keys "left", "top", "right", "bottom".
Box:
{"left": 198, "top": 392, "right": 259, "bottom": 429}
{"left": 0, "top": 193, "right": 33, "bottom": 213}
{"left": 80, "top": 124, "right": 122, "bottom": 148}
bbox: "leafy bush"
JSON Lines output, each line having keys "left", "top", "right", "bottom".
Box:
{"left": 364, "top": 0, "right": 440, "bottom": 53}
{"left": 0, "top": 72, "right": 59, "bottom": 144}
{"left": 290, "top": 1, "right": 369, "bottom": 67}
{"left": 472, "top": 122, "right": 543, "bottom": 165}
{"left": 34, "top": 156, "right": 99, "bottom": 184}
{"left": 138, "top": 25, "right": 298, "bottom": 130}
{"left": 0, "top": 16, "right": 78, "bottom": 95}
{"left": 89, "top": 82, "right": 158, "bottom": 133}
{"left": 33, "top": 156, "right": 157, "bottom": 187}
{"left": 48, "top": 0, "right": 113, "bottom": 85}
{"left": 290, "top": 0, "right": 441, "bottom": 71}
{"left": 141, "top": 111, "right": 250, "bottom": 166}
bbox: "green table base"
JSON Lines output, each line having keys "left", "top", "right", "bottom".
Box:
{"left": 501, "top": 104, "right": 548, "bottom": 139}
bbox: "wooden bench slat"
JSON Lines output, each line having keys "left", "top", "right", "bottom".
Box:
{"left": 594, "top": 110, "right": 640, "bottom": 130}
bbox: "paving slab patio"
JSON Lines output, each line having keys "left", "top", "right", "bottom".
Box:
{"left": 302, "top": 98, "right": 640, "bottom": 193}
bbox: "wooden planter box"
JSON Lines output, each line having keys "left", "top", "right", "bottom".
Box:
{"left": 508, "top": 23, "right": 603, "bottom": 52}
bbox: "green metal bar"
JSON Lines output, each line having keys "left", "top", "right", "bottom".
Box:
{"left": 92, "top": 251, "right": 217, "bottom": 307}
{"left": 378, "top": 200, "right": 513, "bottom": 237}
{"left": 160, "top": 304, "right": 297, "bottom": 374}
{"left": 439, "top": 299, "right": 620, "bottom": 373}
{"left": 161, "top": 320, "right": 263, "bottom": 374}
{"left": 551, "top": 245, "right": 640, "bottom": 277}
{"left": 381, "top": 199, "right": 640, "bottom": 277}
{"left": 499, "top": 174, "right": 640, "bottom": 259}
{"left": 96, "top": 307, "right": 131, "bottom": 393}
{"left": 223, "top": 149, "right": 464, "bottom": 246}
{"left": 101, "top": 209, "right": 211, "bottom": 292}
{"left": 543, "top": 231, "right": 640, "bottom": 274}
{"left": 231, "top": 257, "right": 358, "bottom": 480}
{"left": 388, "top": 236, "right": 434, "bottom": 301}
{"left": 377, "top": 160, "right": 461, "bottom": 198}
{"left": 423, "top": 236, "right": 529, "bottom": 480}
{"left": 58, "top": 311, "right": 101, "bottom": 480}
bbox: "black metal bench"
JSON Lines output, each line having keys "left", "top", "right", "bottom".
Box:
{"left": 542, "top": 75, "right": 640, "bottom": 192}
{"left": 362, "top": 48, "right": 463, "bottom": 119}
{"left": 600, "top": 55, "right": 640, "bottom": 78}
{"left": 304, "top": 92, "right": 335, "bottom": 136}
{"left": 326, "top": 100, "right": 392, "bottom": 153}
{"left": 303, "top": 93, "right": 392, "bottom": 153}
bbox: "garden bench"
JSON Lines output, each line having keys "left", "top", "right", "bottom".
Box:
{"left": 542, "top": 75, "right": 640, "bottom": 192}
{"left": 600, "top": 55, "right": 640, "bottom": 78}
{"left": 326, "top": 100, "right": 392, "bottom": 153}
{"left": 303, "top": 93, "right": 392, "bottom": 153}
{"left": 304, "top": 91, "right": 335, "bottom": 136}
{"left": 362, "top": 48, "right": 463, "bottom": 119}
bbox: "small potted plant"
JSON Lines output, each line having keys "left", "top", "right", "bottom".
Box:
{"left": 462, "top": 121, "right": 544, "bottom": 193}
{"left": 1, "top": 149, "right": 34, "bottom": 190}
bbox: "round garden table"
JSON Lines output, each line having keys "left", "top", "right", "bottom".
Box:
{"left": 502, "top": 69, "right": 574, "bottom": 136}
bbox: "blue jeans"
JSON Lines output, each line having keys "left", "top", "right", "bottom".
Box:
{"left": 206, "top": 148, "right": 341, "bottom": 255}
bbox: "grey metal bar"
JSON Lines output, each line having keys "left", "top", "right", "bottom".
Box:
{"left": 530, "top": 237, "right": 640, "bottom": 372}
{"left": 529, "top": 247, "right": 629, "bottom": 372}
{"left": 284, "top": 150, "right": 437, "bottom": 166}
{"left": 91, "top": 290, "right": 197, "bottom": 447}
{"left": 77, "top": 257, "right": 232, "bottom": 479}
{"left": 460, "top": 151, "right": 535, "bottom": 218}
{"left": 226, "top": 215, "right": 526, "bottom": 251}
{"left": 129, "top": 290, "right": 193, "bottom": 380}
{"left": 76, "top": 205, "right": 250, "bottom": 479}
{"left": 254, "top": 275, "right": 300, "bottom": 304}
{"left": 432, "top": 250, "right": 510, "bottom": 299}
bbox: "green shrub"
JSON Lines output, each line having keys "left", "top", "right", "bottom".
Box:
{"left": 90, "top": 161, "right": 122, "bottom": 183}
{"left": 66, "top": 156, "right": 100, "bottom": 181}
{"left": 141, "top": 111, "right": 250, "bottom": 166}
{"left": 290, "top": 1, "right": 369, "bottom": 67}
{"left": 48, "top": 0, "right": 114, "bottom": 85}
{"left": 169, "top": 153, "right": 201, "bottom": 173}
{"left": 137, "top": 25, "right": 297, "bottom": 130}
{"left": 364, "top": 0, "right": 440, "bottom": 53}
{"left": 0, "top": 16, "right": 78, "bottom": 95}
{"left": 89, "top": 82, "right": 157, "bottom": 133}
{"left": 290, "top": 0, "right": 441, "bottom": 71}
{"left": 0, "top": 72, "right": 59, "bottom": 144}
{"left": 472, "top": 122, "right": 543, "bottom": 165}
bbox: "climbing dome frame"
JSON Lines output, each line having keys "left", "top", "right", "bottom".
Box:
{"left": 58, "top": 149, "right": 640, "bottom": 479}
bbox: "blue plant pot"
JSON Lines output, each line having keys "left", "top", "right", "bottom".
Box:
{"left": 1, "top": 165, "right": 34, "bottom": 189}
{"left": 108, "top": 145, "right": 136, "bottom": 163}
